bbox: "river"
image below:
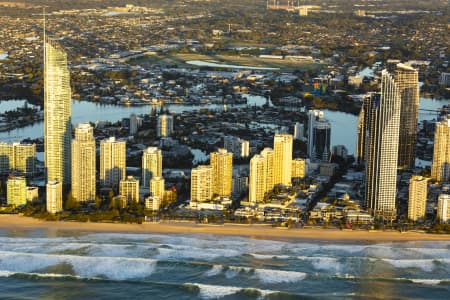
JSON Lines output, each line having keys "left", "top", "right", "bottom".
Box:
{"left": 0, "top": 96, "right": 448, "bottom": 156}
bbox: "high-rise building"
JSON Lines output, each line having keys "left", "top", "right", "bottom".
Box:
{"left": 44, "top": 39, "right": 72, "bottom": 185}
{"left": 365, "top": 70, "right": 401, "bottom": 218}
{"left": 232, "top": 175, "right": 248, "bottom": 195}
{"left": 431, "top": 116, "right": 450, "bottom": 182}
{"left": 0, "top": 143, "right": 13, "bottom": 173}
{"left": 273, "top": 134, "right": 293, "bottom": 186}
{"left": 307, "top": 110, "right": 331, "bottom": 162}
{"left": 294, "top": 122, "right": 304, "bottom": 140}
{"left": 71, "top": 123, "right": 96, "bottom": 202}
{"left": 437, "top": 194, "right": 450, "bottom": 223}
{"left": 142, "top": 147, "right": 162, "bottom": 187}
{"left": 150, "top": 176, "right": 165, "bottom": 200}
{"left": 407, "top": 176, "right": 428, "bottom": 221}
{"left": 119, "top": 176, "right": 139, "bottom": 203}
{"left": 395, "top": 64, "right": 419, "bottom": 169}
{"left": 129, "top": 113, "right": 142, "bottom": 135}
{"left": 260, "top": 148, "right": 274, "bottom": 191}
{"left": 249, "top": 154, "right": 267, "bottom": 203}
{"left": 0, "top": 143, "right": 36, "bottom": 175}
{"left": 210, "top": 148, "right": 233, "bottom": 197}
{"left": 7, "top": 176, "right": 27, "bottom": 206}
{"left": 100, "top": 137, "right": 126, "bottom": 188}
{"left": 190, "top": 165, "right": 213, "bottom": 203}
{"left": 356, "top": 95, "right": 371, "bottom": 164}
{"left": 291, "top": 158, "right": 306, "bottom": 180}
{"left": 157, "top": 114, "right": 174, "bottom": 137}
{"left": 223, "top": 136, "right": 250, "bottom": 158}
{"left": 46, "top": 180, "right": 63, "bottom": 214}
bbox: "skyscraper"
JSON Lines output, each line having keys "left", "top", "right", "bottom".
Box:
{"left": 260, "top": 148, "right": 274, "bottom": 191}
{"left": 190, "top": 165, "right": 213, "bottom": 203}
{"left": 356, "top": 95, "right": 371, "bottom": 164}
{"left": 307, "top": 110, "right": 331, "bottom": 161}
{"left": 100, "top": 137, "right": 126, "bottom": 188}
{"left": 46, "top": 180, "right": 63, "bottom": 214}
{"left": 273, "top": 134, "right": 293, "bottom": 186}
{"left": 431, "top": 116, "right": 450, "bottom": 182}
{"left": 395, "top": 63, "right": 419, "bottom": 169}
{"left": 71, "top": 123, "right": 96, "bottom": 202}
{"left": 157, "top": 114, "right": 174, "bottom": 137}
{"left": 407, "top": 175, "right": 428, "bottom": 221}
{"left": 249, "top": 154, "right": 267, "bottom": 203}
{"left": 44, "top": 39, "right": 72, "bottom": 185}
{"left": 142, "top": 147, "right": 162, "bottom": 187}
{"left": 365, "top": 70, "right": 401, "bottom": 218}
{"left": 210, "top": 148, "right": 233, "bottom": 197}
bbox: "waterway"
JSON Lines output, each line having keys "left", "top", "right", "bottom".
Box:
{"left": 0, "top": 96, "right": 448, "bottom": 157}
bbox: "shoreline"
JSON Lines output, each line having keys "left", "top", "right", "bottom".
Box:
{"left": 1, "top": 215, "right": 450, "bottom": 243}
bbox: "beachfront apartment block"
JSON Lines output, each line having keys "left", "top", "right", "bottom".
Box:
{"left": 100, "top": 137, "right": 126, "bottom": 188}
{"left": 431, "top": 116, "right": 450, "bottom": 182}
{"left": 119, "top": 176, "right": 139, "bottom": 203}
{"left": 46, "top": 180, "right": 63, "bottom": 214}
{"left": 7, "top": 176, "right": 27, "bottom": 206}
{"left": 407, "top": 176, "right": 428, "bottom": 221}
{"left": 210, "top": 148, "right": 233, "bottom": 197}
{"left": 71, "top": 123, "right": 96, "bottom": 202}
{"left": 437, "top": 194, "right": 450, "bottom": 223}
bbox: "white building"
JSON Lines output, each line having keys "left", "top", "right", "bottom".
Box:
{"left": 7, "top": 176, "right": 27, "bottom": 206}
{"left": 142, "top": 147, "right": 162, "bottom": 187}
{"left": 71, "top": 123, "right": 96, "bottom": 202}
{"left": 119, "top": 176, "right": 140, "bottom": 203}
{"left": 365, "top": 71, "right": 401, "bottom": 218}
{"left": 437, "top": 194, "right": 450, "bottom": 223}
{"left": 100, "top": 137, "right": 126, "bottom": 188}
{"left": 145, "top": 196, "right": 160, "bottom": 211}
{"left": 190, "top": 165, "right": 213, "bottom": 203}
{"left": 150, "top": 176, "right": 165, "bottom": 200}
{"left": 46, "top": 180, "right": 63, "bottom": 214}
{"left": 44, "top": 39, "right": 72, "bottom": 185}
{"left": 407, "top": 176, "right": 428, "bottom": 221}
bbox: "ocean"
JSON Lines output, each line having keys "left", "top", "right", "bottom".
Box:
{"left": 0, "top": 230, "right": 449, "bottom": 299}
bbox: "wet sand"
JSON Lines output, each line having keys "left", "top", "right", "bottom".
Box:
{"left": 1, "top": 214, "right": 449, "bottom": 243}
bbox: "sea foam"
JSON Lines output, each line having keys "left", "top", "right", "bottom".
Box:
{"left": 0, "top": 250, "right": 156, "bottom": 280}
{"left": 185, "top": 283, "right": 277, "bottom": 300}
{"left": 253, "top": 268, "right": 307, "bottom": 284}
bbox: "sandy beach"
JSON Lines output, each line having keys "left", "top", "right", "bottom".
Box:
{"left": 1, "top": 214, "right": 450, "bottom": 243}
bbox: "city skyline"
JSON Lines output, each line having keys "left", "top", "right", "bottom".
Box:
{"left": 0, "top": 1, "right": 449, "bottom": 298}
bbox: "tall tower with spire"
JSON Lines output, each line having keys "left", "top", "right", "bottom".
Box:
{"left": 44, "top": 15, "right": 72, "bottom": 186}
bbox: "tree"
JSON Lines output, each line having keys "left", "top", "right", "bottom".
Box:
{"left": 65, "top": 191, "right": 79, "bottom": 210}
